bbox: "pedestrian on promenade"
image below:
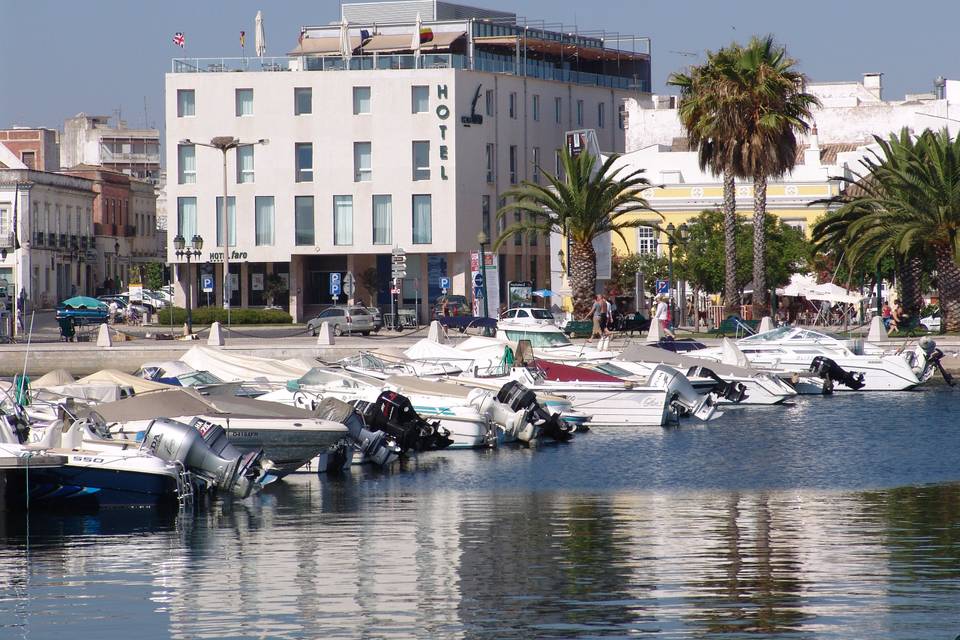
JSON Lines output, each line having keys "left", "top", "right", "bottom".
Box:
{"left": 881, "top": 301, "right": 892, "bottom": 330}
{"left": 655, "top": 295, "right": 675, "bottom": 338}
{"left": 587, "top": 295, "right": 603, "bottom": 342}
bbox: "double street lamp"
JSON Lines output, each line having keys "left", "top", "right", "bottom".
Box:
{"left": 174, "top": 233, "right": 203, "bottom": 334}
{"left": 664, "top": 222, "right": 689, "bottom": 328}
{"left": 477, "top": 231, "right": 492, "bottom": 336}
{"left": 180, "top": 136, "right": 268, "bottom": 326}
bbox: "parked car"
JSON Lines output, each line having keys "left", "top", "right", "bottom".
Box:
{"left": 499, "top": 307, "right": 558, "bottom": 327}
{"left": 307, "top": 305, "right": 376, "bottom": 336}
{"left": 920, "top": 312, "right": 941, "bottom": 332}
{"left": 432, "top": 294, "right": 470, "bottom": 318}
{"left": 119, "top": 291, "right": 159, "bottom": 314}
{"left": 365, "top": 306, "right": 383, "bottom": 331}
{"left": 56, "top": 303, "right": 108, "bottom": 326}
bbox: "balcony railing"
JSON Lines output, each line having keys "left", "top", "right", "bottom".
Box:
{"left": 0, "top": 232, "right": 14, "bottom": 249}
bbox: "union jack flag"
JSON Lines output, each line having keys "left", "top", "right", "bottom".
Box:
{"left": 173, "top": 32, "right": 185, "bottom": 48}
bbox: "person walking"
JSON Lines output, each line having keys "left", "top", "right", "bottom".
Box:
{"left": 881, "top": 300, "right": 892, "bottom": 330}
{"left": 655, "top": 295, "right": 675, "bottom": 338}
{"left": 588, "top": 294, "right": 603, "bottom": 342}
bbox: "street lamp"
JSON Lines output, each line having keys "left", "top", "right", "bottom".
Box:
{"left": 664, "top": 222, "right": 688, "bottom": 329}
{"left": 174, "top": 233, "right": 203, "bottom": 334}
{"left": 477, "top": 231, "right": 492, "bottom": 336}
{"left": 181, "top": 136, "right": 268, "bottom": 327}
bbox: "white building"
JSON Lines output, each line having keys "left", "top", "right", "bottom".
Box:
{"left": 164, "top": 0, "right": 650, "bottom": 321}
{"left": 62, "top": 114, "right": 162, "bottom": 185}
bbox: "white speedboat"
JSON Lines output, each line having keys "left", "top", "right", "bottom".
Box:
{"left": 687, "top": 327, "right": 935, "bottom": 392}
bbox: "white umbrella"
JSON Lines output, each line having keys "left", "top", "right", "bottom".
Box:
{"left": 411, "top": 12, "right": 422, "bottom": 55}
{"left": 339, "top": 19, "right": 352, "bottom": 62}
{"left": 255, "top": 10, "right": 266, "bottom": 57}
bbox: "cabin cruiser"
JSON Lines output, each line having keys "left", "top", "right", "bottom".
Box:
{"left": 687, "top": 326, "right": 945, "bottom": 392}
{"left": 135, "top": 361, "right": 246, "bottom": 396}
{"left": 619, "top": 344, "right": 798, "bottom": 405}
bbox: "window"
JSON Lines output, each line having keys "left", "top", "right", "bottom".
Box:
{"left": 20, "top": 151, "right": 36, "bottom": 170}
{"left": 598, "top": 103, "right": 605, "bottom": 128}
{"left": 0, "top": 205, "right": 10, "bottom": 239}
{"left": 555, "top": 148, "right": 564, "bottom": 180}
{"left": 509, "top": 92, "right": 517, "bottom": 118}
{"left": 411, "top": 85, "right": 429, "bottom": 113}
{"left": 509, "top": 145, "right": 518, "bottom": 184}
{"left": 618, "top": 104, "right": 627, "bottom": 130}
{"left": 485, "top": 143, "right": 495, "bottom": 183}
{"left": 412, "top": 195, "right": 432, "bottom": 244}
{"left": 530, "top": 255, "right": 538, "bottom": 285}
{"left": 237, "top": 145, "right": 254, "bottom": 183}
{"left": 295, "top": 196, "right": 314, "bottom": 245}
{"left": 333, "top": 195, "right": 353, "bottom": 245}
{"left": 353, "top": 86, "right": 371, "bottom": 114}
{"left": 485, "top": 89, "right": 494, "bottom": 116}
{"left": 555, "top": 96, "right": 562, "bottom": 123}
{"left": 514, "top": 211, "right": 522, "bottom": 246}
{"left": 532, "top": 94, "right": 540, "bottom": 121}
{"left": 637, "top": 226, "right": 656, "bottom": 255}
{"left": 177, "top": 144, "right": 196, "bottom": 184}
{"left": 176, "top": 197, "right": 197, "bottom": 239}
{"left": 576, "top": 100, "right": 584, "bottom": 126}
{"left": 235, "top": 88, "right": 253, "bottom": 116}
{"left": 497, "top": 197, "right": 506, "bottom": 234}
{"left": 177, "top": 89, "right": 195, "bottom": 117}
{"left": 294, "top": 87, "right": 312, "bottom": 115}
{"left": 295, "top": 143, "right": 313, "bottom": 182}
{"left": 373, "top": 195, "right": 392, "bottom": 245}
{"left": 354, "top": 142, "right": 372, "bottom": 182}
{"left": 215, "top": 196, "right": 236, "bottom": 246}
{"left": 412, "top": 141, "right": 430, "bottom": 180}
{"left": 532, "top": 147, "right": 541, "bottom": 184}
{"left": 514, "top": 254, "right": 523, "bottom": 279}
{"left": 481, "top": 195, "right": 491, "bottom": 238}
{"left": 254, "top": 196, "right": 274, "bottom": 246}
{"left": 529, "top": 217, "right": 538, "bottom": 246}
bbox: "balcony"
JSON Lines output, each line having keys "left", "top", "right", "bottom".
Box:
{"left": 34, "top": 232, "right": 44, "bottom": 247}
{"left": 0, "top": 232, "right": 14, "bottom": 249}
{"left": 172, "top": 53, "right": 464, "bottom": 74}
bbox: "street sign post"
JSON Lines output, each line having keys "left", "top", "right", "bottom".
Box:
{"left": 440, "top": 276, "right": 450, "bottom": 295}
{"left": 202, "top": 275, "right": 214, "bottom": 293}
{"left": 329, "top": 272, "right": 341, "bottom": 301}
{"left": 343, "top": 271, "right": 356, "bottom": 299}
{"left": 655, "top": 279, "right": 669, "bottom": 295}
{"left": 474, "top": 272, "right": 484, "bottom": 288}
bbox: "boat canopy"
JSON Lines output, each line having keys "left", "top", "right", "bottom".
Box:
{"left": 180, "top": 346, "right": 314, "bottom": 383}
{"left": 89, "top": 387, "right": 314, "bottom": 422}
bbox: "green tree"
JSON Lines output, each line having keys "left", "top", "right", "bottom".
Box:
{"left": 142, "top": 263, "right": 167, "bottom": 291}
{"left": 358, "top": 267, "right": 382, "bottom": 305}
{"left": 609, "top": 250, "right": 669, "bottom": 310}
{"left": 494, "top": 148, "right": 661, "bottom": 318}
{"left": 263, "top": 273, "right": 287, "bottom": 307}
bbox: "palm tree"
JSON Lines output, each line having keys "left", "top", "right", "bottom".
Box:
{"left": 669, "top": 47, "right": 743, "bottom": 314}
{"left": 719, "top": 36, "right": 819, "bottom": 313}
{"left": 814, "top": 128, "right": 960, "bottom": 331}
{"left": 494, "top": 148, "right": 661, "bottom": 319}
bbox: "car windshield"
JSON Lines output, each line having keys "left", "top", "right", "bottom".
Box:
{"left": 503, "top": 329, "right": 571, "bottom": 347}
{"left": 531, "top": 309, "right": 553, "bottom": 319}
{"left": 349, "top": 307, "right": 369, "bottom": 315}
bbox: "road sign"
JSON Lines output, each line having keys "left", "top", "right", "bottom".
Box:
{"left": 655, "top": 279, "right": 669, "bottom": 295}
{"left": 343, "top": 271, "right": 356, "bottom": 297}
{"left": 473, "top": 286, "right": 484, "bottom": 299}
{"left": 391, "top": 246, "right": 406, "bottom": 255}
{"left": 391, "top": 254, "right": 407, "bottom": 265}
{"left": 439, "top": 276, "right": 450, "bottom": 291}
{"left": 391, "top": 269, "right": 407, "bottom": 279}
{"left": 474, "top": 273, "right": 484, "bottom": 288}
{"left": 330, "top": 272, "right": 341, "bottom": 296}
{"left": 202, "top": 275, "right": 214, "bottom": 293}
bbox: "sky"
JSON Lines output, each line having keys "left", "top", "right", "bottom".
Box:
{"left": 2, "top": 0, "right": 959, "bottom": 132}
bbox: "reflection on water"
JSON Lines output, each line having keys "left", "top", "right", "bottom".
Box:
{"left": 4, "top": 482, "right": 960, "bottom": 639}
{"left": 3, "top": 388, "right": 960, "bottom": 638}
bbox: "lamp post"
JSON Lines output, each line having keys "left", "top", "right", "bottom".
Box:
{"left": 174, "top": 233, "right": 203, "bottom": 334}
{"left": 181, "top": 136, "right": 268, "bottom": 327}
{"left": 664, "top": 222, "right": 688, "bottom": 329}
{"left": 477, "top": 231, "right": 492, "bottom": 336}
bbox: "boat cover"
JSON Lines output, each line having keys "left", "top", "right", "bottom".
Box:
{"left": 89, "top": 387, "right": 318, "bottom": 422}
{"left": 621, "top": 345, "right": 766, "bottom": 378}
{"left": 77, "top": 369, "right": 172, "bottom": 394}
{"left": 39, "top": 382, "right": 130, "bottom": 404}
{"left": 384, "top": 375, "right": 474, "bottom": 399}
{"left": 531, "top": 359, "right": 622, "bottom": 383}
{"left": 33, "top": 369, "right": 77, "bottom": 388}
{"left": 180, "top": 346, "right": 313, "bottom": 383}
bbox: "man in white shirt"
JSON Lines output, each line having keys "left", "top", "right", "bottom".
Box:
{"left": 654, "top": 295, "right": 675, "bottom": 338}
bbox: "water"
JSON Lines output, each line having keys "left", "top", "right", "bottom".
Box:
{"left": 3, "top": 386, "right": 960, "bottom": 639}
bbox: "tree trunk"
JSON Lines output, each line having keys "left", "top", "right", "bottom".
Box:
{"left": 896, "top": 254, "right": 924, "bottom": 320}
{"left": 752, "top": 172, "right": 768, "bottom": 316}
{"left": 569, "top": 240, "right": 598, "bottom": 320}
{"left": 934, "top": 245, "right": 960, "bottom": 332}
{"left": 722, "top": 171, "right": 739, "bottom": 315}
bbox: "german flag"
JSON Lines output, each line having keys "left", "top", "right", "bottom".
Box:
{"left": 419, "top": 27, "right": 433, "bottom": 44}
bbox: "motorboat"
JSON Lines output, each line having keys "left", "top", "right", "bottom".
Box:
{"left": 687, "top": 326, "right": 940, "bottom": 392}
{"left": 90, "top": 388, "right": 349, "bottom": 478}
{"left": 134, "top": 361, "right": 245, "bottom": 396}
{"left": 618, "top": 344, "right": 798, "bottom": 405}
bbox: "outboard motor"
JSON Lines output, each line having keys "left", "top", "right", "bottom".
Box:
{"left": 313, "top": 397, "right": 400, "bottom": 466}
{"left": 467, "top": 388, "right": 538, "bottom": 444}
{"left": 686, "top": 366, "right": 748, "bottom": 403}
{"left": 141, "top": 418, "right": 264, "bottom": 498}
{"left": 495, "top": 381, "right": 572, "bottom": 442}
{"left": 911, "top": 337, "right": 955, "bottom": 386}
{"left": 809, "top": 356, "right": 865, "bottom": 393}
{"left": 648, "top": 365, "right": 720, "bottom": 422}
{"left": 355, "top": 391, "right": 454, "bottom": 453}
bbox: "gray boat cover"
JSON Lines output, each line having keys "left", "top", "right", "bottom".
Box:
{"left": 620, "top": 345, "right": 768, "bottom": 378}
{"left": 89, "top": 387, "right": 315, "bottom": 422}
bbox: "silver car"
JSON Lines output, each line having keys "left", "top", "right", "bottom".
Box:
{"left": 307, "top": 305, "right": 375, "bottom": 336}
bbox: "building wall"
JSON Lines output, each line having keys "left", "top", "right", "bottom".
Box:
{"left": 0, "top": 129, "right": 60, "bottom": 171}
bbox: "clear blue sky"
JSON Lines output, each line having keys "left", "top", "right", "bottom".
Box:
{"left": 2, "top": 0, "right": 958, "bottom": 132}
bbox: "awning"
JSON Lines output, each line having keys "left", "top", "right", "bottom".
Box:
{"left": 474, "top": 35, "right": 647, "bottom": 62}
{"left": 361, "top": 30, "right": 465, "bottom": 53}
{"left": 288, "top": 35, "right": 363, "bottom": 56}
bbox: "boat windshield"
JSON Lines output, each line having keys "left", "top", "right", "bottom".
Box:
{"left": 740, "top": 326, "right": 794, "bottom": 342}
{"left": 593, "top": 363, "right": 634, "bottom": 378}
{"left": 179, "top": 370, "right": 224, "bottom": 386}
{"left": 503, "top": 329, "right": 571, "bottom": 347}
{"left": 530, "top": 309, "right": 554, "bottom": 320}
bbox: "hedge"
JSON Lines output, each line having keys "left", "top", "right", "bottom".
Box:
{"left": 156, "top": 306, "right": 293, "bottom": 325}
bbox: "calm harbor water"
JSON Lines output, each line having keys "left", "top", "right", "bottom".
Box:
{"left": 3, "top": 386, "right": 960, "bottom": 639}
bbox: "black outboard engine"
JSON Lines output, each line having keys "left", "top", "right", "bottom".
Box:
{"left": 356, "top": 391, "right": 454, "bottom": 453}
{"left": 496, "top": 381, "right": 573, "bottom": 442}
{"left": 313, "top": 397, "right": 400, "bottom": 467}
{"left": 809, "top": 356, "right": 865, "bottom": 393}
{"left": 686, "top": 366, "right": 749, "bottom": 403}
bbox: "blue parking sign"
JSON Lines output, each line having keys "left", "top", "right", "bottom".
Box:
{"left": 440, "top": 276, "right": 450, "bottom": 290}
{"left": 330, "top": 272, "right": 342, "bottom": 296}
{"left": 655, "top": 279, "right": 669, "bottom": 295}
{"left": 201, "top": 275, "right": 214, "bottom": 293}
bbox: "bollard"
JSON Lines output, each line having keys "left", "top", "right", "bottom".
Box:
{"left": 317, "top": 321, "right": 334, "bottom": 345}
{"left": 427, "top": 320, "right": 447, "bottom": 344}
{"left": 758, "top": 316, "right": 775, "bottom": 333}
{"left": 96, "top": 323, "right": 112, "bottom": 347}
{"left": 867, "top": 316, "right": 888, "bottom": 343}
{"left": 646, "top": 317, "right": 663, "bottom": 343}
{"left": 207, "top": 321, "right": 225, "bottom": 346}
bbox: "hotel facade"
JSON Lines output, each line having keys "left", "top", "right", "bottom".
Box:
{"left": 164, "top": 0, "right": 649, "bottom": 321}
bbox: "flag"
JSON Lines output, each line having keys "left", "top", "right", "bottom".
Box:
{"left": 298, "top": 27, "right": 305, "bottom": 46}
{"left": 240, "top": 31, "right": 245, "bottom": 47}
{"left": 419, "top": 27, "right": 433, "bottom": 44}
{"left": 173, "top": 32, "right": 185, "bottom": 48}
{"left": 360, "top": 29, "right": 370, "bottom": 41}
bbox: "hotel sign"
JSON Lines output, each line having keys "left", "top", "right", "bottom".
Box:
{"left": 436, "top": 84, "right": 450, "bottom": 180}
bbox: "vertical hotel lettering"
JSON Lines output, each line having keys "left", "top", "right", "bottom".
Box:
{"left": 436, "top": 84, "right": 449, "bottom": 180}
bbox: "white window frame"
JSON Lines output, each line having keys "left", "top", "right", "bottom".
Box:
{"left": 295, "top": 143, "right": 313, "bottom": 183}
{"left": 177, "top": 144, "right": 196, "bottom": 185}
{"left": 294, "top": 87, "right": 312, "bottom": 115}
{"left": 177, "top": 89, "right": 195, "bottom": 117}
{"left": 353, "top": 86, "right": 371, "bottom": 114}
{"left": 411, "top": 85, "right": 429, "bottom": 113}
{"left": 236, "top": 145, "right": 254, "bottom": 183}
{"left": 235, "top": 88, "right": 254, "bottom": 116}
{"left": 333, "top": 195, "right": 353, "bottom": 246}
{"left": 412, "top": 141, "right": 430, "bottom": 181}
{"left": 637, "top": 226, "right": 656, "bottom": 255}
{"left": 354, "top": 141, "right": 372, "bottom": 182}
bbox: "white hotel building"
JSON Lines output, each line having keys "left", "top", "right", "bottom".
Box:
{"left": 165, "top": 0, "right": 649, "bottom": 321}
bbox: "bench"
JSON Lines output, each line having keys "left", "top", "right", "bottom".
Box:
{"left": 713, "top": 317, "right": 760, "bottom": 338}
